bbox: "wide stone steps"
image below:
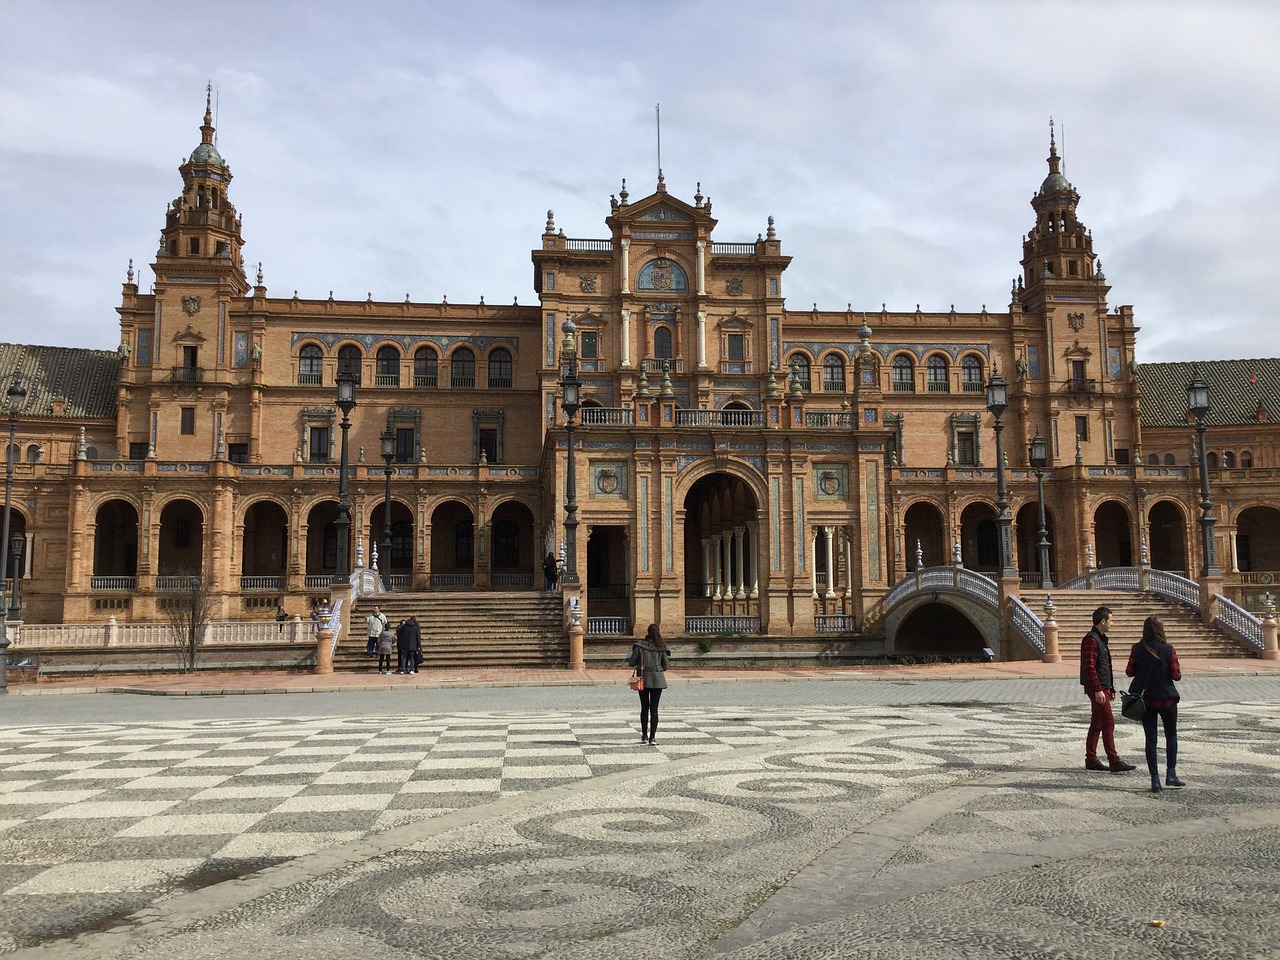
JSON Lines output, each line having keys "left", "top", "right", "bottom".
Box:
{"left": 340, "top": 592, "right": 567, "bottom": 669}
{"left": 1019, "top": 589, "right": 1252, "bottom": 659}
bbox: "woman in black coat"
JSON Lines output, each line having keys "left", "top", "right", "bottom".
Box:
{"left": 626, "top": 623, "right": 671, "bottom": 745}
{"left": 1125, "top": 615, "right": 1184, "bottom": 793}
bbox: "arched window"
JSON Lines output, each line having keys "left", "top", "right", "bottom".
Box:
{"left": 926, "top": 355, "right": 949, "bottom": 392}
{"left": 1206, "top": 451, "right": 1219, "bottom": 469}
{"left": 1241, "top": 450, "right": 1254, "bottom": 468}
{"left": 789, "top": 355, "right": 811, "bottom": 390}
{"left": 1164, "top": 453, "right": 1175, "bottom": 466}
{"left": 892, "top": 355, "right": 915, "bottom": 392}
{"left": 1223, "top": 451, "right": 1236, "bottom": 469}
{"left": 822, "top": 355, "right": 845, "bottom": 392}
{"left": 1147, "top": 454, "right": 1159, "bottom": 466}
{"left": 455, "top": 520, "right": 474, "bottom": 568}
{"left": 961, "top": 356, "right": 983, "bottom": 392}
{"left": 375, "top": 345, "right": 400, "bottom": 386}
{"left": 414, "top": 346, "right": 438, "bottom": 387}
{"left": 25, "top": 444, "right": 41, "bottom": 463}
{"left": 298, "top": 344, "right": 323, "bottom": 384}
{"left": 451, "top": 348, "right": 476, "bottom": 388}
{"left": 337, "top": 344, "right": 362, "bottom": 384}
{"left": 653, "top": 326, "right": 673, "bottom": 359}
{"left": 488, "top": 348, "right": 513, "bottom": 389}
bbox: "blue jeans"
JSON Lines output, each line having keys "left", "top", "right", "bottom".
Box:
{"left": 398, "top": 650, "right": 416, "bottom": 673}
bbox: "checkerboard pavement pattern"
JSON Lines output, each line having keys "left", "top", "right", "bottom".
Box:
{"left": 0, "top": 709, "right": 892, "bottom": 902}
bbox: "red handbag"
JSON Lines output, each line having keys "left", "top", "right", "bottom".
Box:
{"left": 628, "top": 667, "right": 644, "bottom": 691}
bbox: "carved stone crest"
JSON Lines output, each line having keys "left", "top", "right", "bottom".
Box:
{"left": 596, "top": 470, "right": 619, "bottom": 495}
{"left": 182, "top": 295, "right": 202, "bottom": 316}
{"left": 1067, "top": 312, "right": 1085, "bottom": 332}
{"left": 579, "top": 275, "right": 597, "bottom": 293}
{"left": 726, "top": 278, "right": 744, "bottom": 296}
{"left": 820, "top": 471, "right": 840, "bottom": 495}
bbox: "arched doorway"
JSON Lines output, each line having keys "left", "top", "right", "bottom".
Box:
{"left": 1093, "top": 501, "right": 1133, "bottom": 568}
{"left": 157, "top": 499, "right": 204, "bottom": 578}
{"left": 1147, "top": 500, "right": 1188, "bottom": 574}
{"left": 903, "top": 501, "right": 946, "bottom": 570}
{"left": 368, "top": 500, "right": 415, "bottom": 584}
{"left": 305, "top": 501, "right": 341, "bottom": 584}
{"left": 430, "top": 501, "right": 475, "bottom": 589}
{"left": 1015, "top": 502, "right": 1057, "bottom": 583}
{"left": 489, "top": 500, "right": 535, "bottom": 589}
{"left": 1236, "top": 505, "right": 1280, "bottom": 572}
{"left": 242, "top": 501, "right": 288, "bottom": 586}
{"left": 959, "top": 502, "right": 998, "bottom": 572}
{"left": 5, "top": 509, "right": 29, "bottom": 615}
{"left": 93, "top": 499, "right": 139, "bottom": 585}
{"left": 683, "top": 473, "right": 761, "bottom": 615}
{"left": 894, "top": 601, "right": 986, "bottom": 657}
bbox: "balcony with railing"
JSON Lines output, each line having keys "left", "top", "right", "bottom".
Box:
{"left": 156, "top": 575, "right": 201, "bottom": 591}
{"left": 90, "top": 576, "right": 137, "bottom": 591}
{"left": 962, "top": 379, "right": 985, "bottom": 393}
{"left": 488, "top": 376, "right": 513, "bottom": 389}
{"left": 581, "top": 407, "right": 635, "bottom": 426}
{"left": 414, "top": 373, "right": 438, "bottom": 388}
{"left": 374, "top": 373, "right": 400, "bottom": 387}
{"left": 1064, "top": 377, "right": 1097, "bottom": 395}
{"left": 891, "top": 378, "right": 915, "bottom": 393}
{"left": 927, "top": 379, "right": 951, "bottom": 393}
{"left": 675, "top": 409, "right": 764, "bottom": 427}
{"left": 240, "top": 576, "right": 284, "bottom": 591}
{"left": 565, "top": 238, "right": 613, "bottom": 252}
{"left": 710, "top": 242, "right": 755, "bottom": 255}
{"left": 805, "top": 411, "right": 854, "bottom": 428}
{"left": 821, "top": 378, "right": 844, "bottom": 393}
{"left": 451, "top": 374, "right": 476, "bottom": 389}
{"left": 297, "top": 372, "right": 322, "bottom": 385}
{"left": 171, "top": 366, "right": 205, "bottom": 383}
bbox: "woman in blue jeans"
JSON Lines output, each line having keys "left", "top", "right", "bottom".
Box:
{"left": 627, "top": 623, "right": 670, "bottom": 744}
{"left": 1125, "top": 615, "right": 1184, "bottom": 793}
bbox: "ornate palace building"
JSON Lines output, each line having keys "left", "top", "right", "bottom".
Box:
{"left": 2, "top": 96, "right": 1278, "bottom": 656}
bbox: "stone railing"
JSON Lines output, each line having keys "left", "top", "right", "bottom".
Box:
{"left": 90, "top": 576, "right": 137, "bottom": 591}
{"left": 1058, "top": 567, "right": 1201, "bottom": 611}
{"left": 1007, "top": 596, "right": 1045, "bottom": 655}
{"left": 10, "top": 618, "right": 316, "bottom": 649}
{"left": 1212, "top": 594, "right": 1264, "bottom": 652}
{"left": 815, "top": 614, "right": 857, "bottom": 634}
{"left": 685, "top": 616, "right": 762, "bottom": 635}
{"left": 431, "top": 574, "right": 474, "bottom": 589}
{"left": 587, "top": 617, "right": 632, "bottom": 636}
{"left": 493, "top": 573, "right": 534, "bottom": 590}
{"left": 581, "top": 407, "right": 635, "bottom": 426}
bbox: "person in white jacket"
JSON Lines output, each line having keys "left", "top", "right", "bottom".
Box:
{"left": 365, "top": 605, "right": 387, "bottom": 658}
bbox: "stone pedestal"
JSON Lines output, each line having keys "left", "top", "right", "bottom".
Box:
{"left": 1041, "top": 601, "right": 1062, "bottom": 664}
{"left": 314, "top": 626, "right": 334, "bottom": 674}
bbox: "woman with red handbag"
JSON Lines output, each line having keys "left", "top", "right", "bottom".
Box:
{"left": 627, "top": 623, "right": 670, "bottom": 745}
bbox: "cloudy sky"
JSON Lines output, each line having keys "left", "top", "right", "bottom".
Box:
{"left": 2, "top": 0, "right": 1276, "bottom": 363}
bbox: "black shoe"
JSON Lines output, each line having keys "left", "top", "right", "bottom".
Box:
{"left": 1110, "top": 760, "right": 1136, "bottom": 773}
{"left": 1151, "top": 780, "right": 1163, "bottom": 793}
{"left": 1085, "top": 759, "right": 1109, "bottom": 771}
{"left": 648, "top": 738, "right": 656, "bottom": 745}
{"left": 1165, "top": 774, "right": 1186, "bottom": 788}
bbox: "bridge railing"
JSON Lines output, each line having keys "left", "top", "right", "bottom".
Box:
{"left": 1212, "top": 594, "right": 1265, "bottom": 652}
{"left": 1007, "top": 595, "right": 1045, "bottom": 655}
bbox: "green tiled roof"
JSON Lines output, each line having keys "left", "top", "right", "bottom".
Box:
{"left": 1138, "top": 358, "right": 1279, "bottom": 428}
{"left": 0, "top": 343, "right": 120, "bottom": 420}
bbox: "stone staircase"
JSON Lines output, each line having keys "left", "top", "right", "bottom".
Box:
{"left": 1019, "top": 589, "right": 1254, "bottom": 659}
{"left": 340, "top": 592, "right": 566, "bottom": 669}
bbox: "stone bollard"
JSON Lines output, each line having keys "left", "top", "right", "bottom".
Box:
{"left": 314, "top": 625, "right": 334, "bottom": 674}
{"left": 566, "top": 593, "right": 585, "bottom": 670}
{"left": 1041, "top": 595, "right": 1061, "bottom": 663}
{"left": 1262, "top": 593, "right": 1279, "bottom": 661}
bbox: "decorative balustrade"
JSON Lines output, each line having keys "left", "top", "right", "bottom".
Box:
{"left": 374, "top": 373, "right": 400, "bottom": 387}
{"left": 581, "top": 407, "right": 635, "bottom": 426}
{"left": 386, "top": 575, "right": 413, "bottom": 589}
{"left": 565, "top": 238, "right": 613, "bottom": 251}
{"left": 10, "top": 618, "right": 316, "bottom": 649}
{"left": 885, "top": 566, "right": 1000, "bottom": 610}
{"left": 430, "top": 573, "right": 474, "bottom": 589}
{"left": 1212, "top": 595, "right": 1265, "bottom": 652}
{"left": 815, "top": 614, "right": 857, "bottom": 634}
{"left": 156, "top": 576, "right": 201, "bottom": 592}
{"left": 587, "top": 617, "right": 632, "bottom": 636}
{"left": 492, "top": 573, "right": 533, "bottom": 589}
{"left": 962, "top": 380, "right": 985, "bottom": 393}
{"left": 170, "top": 366, "right": 204, "bottom": 383}
{"left": 1058, "top": 567, "right": 1202, "bottom": 612}
{"left": 1018, "top": 571, "right": 1056, "bottom": 587}
{"left": 413, "top": 374, "right": 438, "bottom": 388}
{"left": 90, "top": 576, "right": 137, "bottom": 591}
{"left": 451, "top": 375, "right": 476, "bottom": 389}
{"left": 1007, "top": 596, "right": 1046, "bottom": 654}
{"left": 1145, "top": 569, "right": 1202, "bottom": 609}
{"left": 1238, "top": 571, "right": 1279, "bottom": 586}
{"left": 926, "top": 380, "right": 951, "bottom": 393}
{"left": 296, "top": 372, "right": 321, "bottom": 385}
{"left": 805, "top": 411, "right": 854, "bottom": 428}
{"left": 710, "top": 242, "right": 755, "bottom": 255}
{"left": 685, "top": 616, "right": 761, "bottom": 635}
{"left": 240, "top": 576, "right": 283, "bottom": 591}
{"left": 674, "top": 409, "right": 764, "bottom": 427}
{"left": 304, "top": 574, "right": 334, "bottom": 589}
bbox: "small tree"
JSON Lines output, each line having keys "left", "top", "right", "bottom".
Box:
{"left": 164, "top": 572, "right": 212, "bottom": 673}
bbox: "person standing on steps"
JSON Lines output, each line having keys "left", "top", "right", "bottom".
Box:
{"left": 542, "top": 552, "right": 559, "bottom": 592}
{"left": 366, "top": 604, "right": 387, "bottom": 658}
{"left": 626, "top": 623, "right": 670, "bottom": 745}
{"left": 1126, "top": 615, "right": 1184, "bottom": 793}
{"left": 396, "top": 615, "right": 421, "bottom": 675}
{"left": 376, "top": 620, "right": 395, "bottom": 674}
{"left": 1081, "top": 605, "right": 1136, "bottom": 774}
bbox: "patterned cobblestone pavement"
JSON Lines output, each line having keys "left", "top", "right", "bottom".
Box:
{"left": 1, "top": 682, "right": 1278, "bottom": 958}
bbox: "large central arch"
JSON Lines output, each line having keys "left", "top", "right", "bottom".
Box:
{"left": 682, "top": 471, "right": 761, "bottom": 615}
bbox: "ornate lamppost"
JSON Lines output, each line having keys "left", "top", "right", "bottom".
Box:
{"left": 985, "top": 373, "right": 1017, "bottom": 581}
{"left": 1028, "top": 431, "right": 1053, "bottom": 588}
{"left": 380, "top": 427, "right": 395, "bottom": 591}
{"left": 559, "top": 319, "right": 581, "bottom": 588}
{"left": 8, "top": 534, "right": 25, "bottom": 620}
{"left": 332, "top": 370, "right": 357, "bottom": 585}
{"left": 0, "top": 372, "right": 29, "bottom": 692}
{"left": 1186, "top": 375, "right": 1219, "bottom": 577}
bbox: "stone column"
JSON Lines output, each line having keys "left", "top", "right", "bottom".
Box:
{"left": 713, "top": 532, "right": 724, "bottom": 600}
{"left": 621, "top": 309, "right": 632, "bottom": 368}
{"left": 1261, "top": 595, "right": 1278, "bottom": 661}
{"left": 697, "top": 310, "right": 708, "bottom": 370}
{"left": 696, "top": 239, "right": 706, "bottom": 295}
{"left": 748, "top": 521, "right": 760, "bottom": 599}
{"left": 824, "top": 525, "right": 836, "bottom": 598}
{"left": 734, "top": 525, "right": 746, "bottom": 600}
{"left": 702, "top": 537, "right": 712, "bottom": 597}
{"left": 620, "top": 239, "right": 631, "bottom": 294}
{"left": 811, "top": 528, "right": 819, "bottom": 599}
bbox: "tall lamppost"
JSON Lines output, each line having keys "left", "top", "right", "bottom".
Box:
{"left": 332, "top": 370, "right": 357, "bottom": 585}
{"left": 380, "top": 427, "right": 395, "bottom": 591}
{"left": 1028, "top": 431, "right": 1053, "bottom": 588}
{"left": 985, "top": 373, "right": 1017, "bottom": 581}
{"left": 0, "top": 372, "right": 29, "bottom": 692}
{"left": 8, "top": 534, "right": 25, "bottom": 620}
{"left": 559, "top": 319, "right": 581, "bottom": 588}
{"left": 1186, "top": 375, "right": 1219, "bottom": 577}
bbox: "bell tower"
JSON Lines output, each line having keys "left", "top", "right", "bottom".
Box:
{"left": 1020, "top": 121, "right": 1099, "bottom": 292}
{"left": 153, "top": 84, "right": 248, "bottom": 297}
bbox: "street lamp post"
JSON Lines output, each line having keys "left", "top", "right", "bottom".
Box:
{"left": 333, "top": 371, "right": 357, "bottom": 585}
{"left": 380, "top": 428, "right": 395, "bottom": 591}
{"left": 1186, "top": 375, "right": 1219, "bottom": 577}
{"left": 1028, "top": 431, "right": 1053, "bottom": 588}
{"left": 985, "top": 373, "right": 1017, "bottom": 581}
{"left": 0, "top": 372, "right": 29, "bottom": 692}
{"left": 559, "top": 320, "right": 581, "bottom": 588}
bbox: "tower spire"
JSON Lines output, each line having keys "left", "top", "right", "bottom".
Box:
{"left": 655, "top": 103, "right": 664, "bottom": 188}
{"left": 201, "top": 81, "right": 215, "bottom": 147}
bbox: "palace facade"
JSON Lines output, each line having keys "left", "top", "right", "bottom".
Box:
{"left": 3, "top": 96, "right": 1278, "bottom": 649}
